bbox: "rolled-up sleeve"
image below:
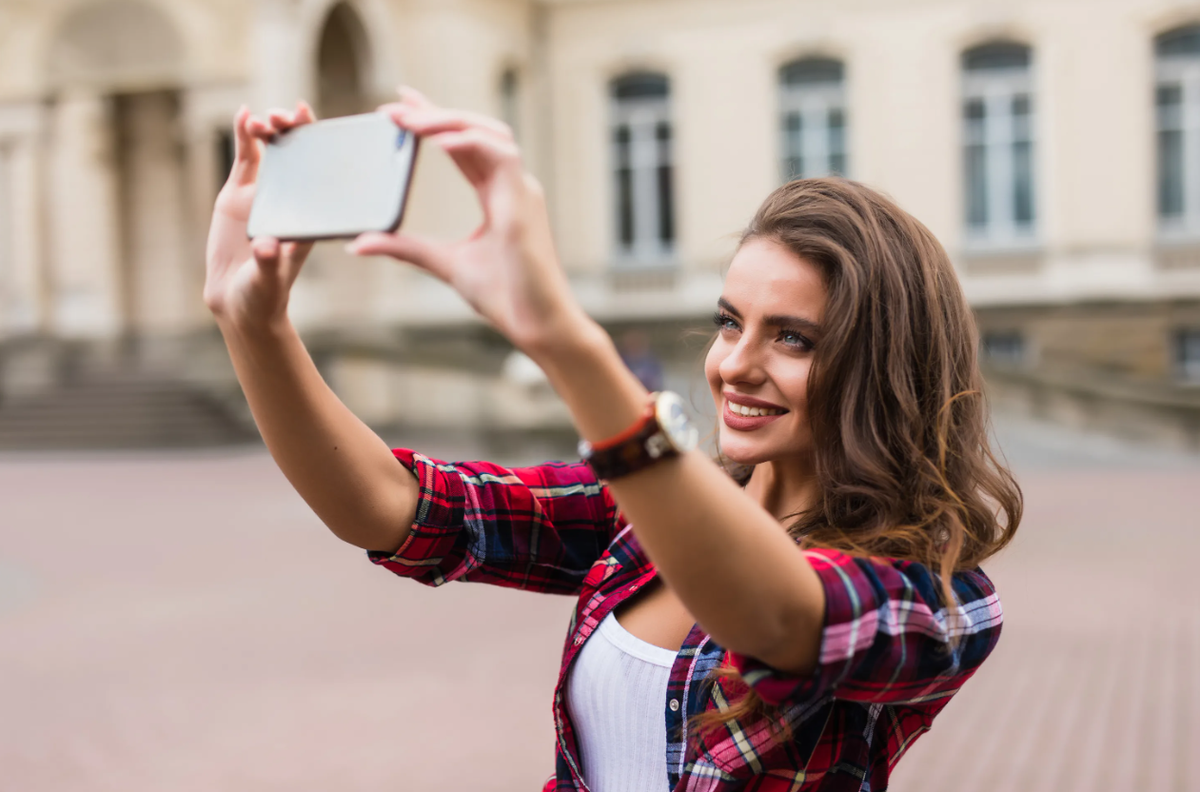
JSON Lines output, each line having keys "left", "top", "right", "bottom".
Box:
{"left": 728, "top": 548, "right": 1003, "bottom": 707}
{"left": 367, "top": 449, "right": 621, "bottom": 596}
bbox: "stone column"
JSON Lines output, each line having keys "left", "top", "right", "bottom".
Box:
{"left": 116, "top": 91, "right": 192, "bottom": 341}
{"left": 253, "top": 0, "right": 307, "bottom": 110}
{"left": 0, "top": 101, "right": 49, "bottom": 335}
{"left": 46, "top": 90, "right": 122, "bottom": 339}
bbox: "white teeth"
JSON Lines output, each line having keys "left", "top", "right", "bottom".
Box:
{"left": 729, "top": 402, "right": 784, "bottom": 417}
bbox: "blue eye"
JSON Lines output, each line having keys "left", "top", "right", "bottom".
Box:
{"left": 711, "top": 311, "right": 739, "bottom": 332}
{"left": 779, "top": 329, "right": 813, "bottom": 351}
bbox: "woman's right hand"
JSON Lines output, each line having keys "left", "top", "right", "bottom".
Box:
{"left": 203, "top": 102, "right": 316, "bottom": 331}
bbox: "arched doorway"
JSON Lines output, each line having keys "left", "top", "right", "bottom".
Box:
{"left": 316, "top": 3, "right": 373, "bottom": 119}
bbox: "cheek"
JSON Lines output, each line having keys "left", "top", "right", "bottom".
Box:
{"left": 782, "top": 361, "right": 813, "bottom": 413}
{"left": 703, "top": 342, "right": 724, "bottom": 397}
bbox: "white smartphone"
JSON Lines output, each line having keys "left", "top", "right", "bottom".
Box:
{"left": 246, "top": 112, "right": 419, "bottom": 241}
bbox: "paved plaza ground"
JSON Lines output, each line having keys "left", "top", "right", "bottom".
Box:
{"left": 1, "top": 415, "right": 1198, "bottom": 791}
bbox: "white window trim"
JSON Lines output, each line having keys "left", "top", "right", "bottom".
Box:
{"left": 962, "top": 66, "right": 1038, "bottom": 253}
{"left": 611, "top": 94, "right": 674, "bottom": 267}
{"left": 1156, "top": 56, "right": 1200, "bottom": 242}
{"left": 779, "top": 79, "right": 846, "bottom": 180}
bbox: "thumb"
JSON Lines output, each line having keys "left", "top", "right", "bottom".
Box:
{"left": 251, "top": 236, "right": 282, "bottom": 272}
{"left": 348, "top": 232, "right": 452, "bottom": 282}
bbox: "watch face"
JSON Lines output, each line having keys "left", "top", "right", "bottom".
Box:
{"left": 656, "top": 392, "right": 699, "bottom": 452}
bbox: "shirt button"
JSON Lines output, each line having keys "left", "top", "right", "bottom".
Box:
{"left": 574, "top": 634, "right": 585, "bottom": 646}
{"left": 669, "top": 698, "right": 680, "bottom": 712}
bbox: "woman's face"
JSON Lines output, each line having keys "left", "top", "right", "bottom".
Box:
{"left": 704, "top": 237, "right": 827, "bottom": 469}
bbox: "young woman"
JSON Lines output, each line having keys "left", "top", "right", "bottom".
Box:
{"left": 204, "top": 89, "right": 1021, "bottom": 791}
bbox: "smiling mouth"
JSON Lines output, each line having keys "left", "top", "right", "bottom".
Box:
{"left": 727, "top": 402, "right": 787, "bottom": 417}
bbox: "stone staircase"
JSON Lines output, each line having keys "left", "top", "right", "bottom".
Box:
{"left": 0, "top": 339, "right": 257, "bottom": 451}
{"left": 0, "top": 371, "right": 256, "bottom": 450}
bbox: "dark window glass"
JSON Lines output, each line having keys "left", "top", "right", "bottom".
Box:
{"left": 1013, "top": 140, "right": 1034, "bottom": 226}
{"left": 1158, "top": 83, "right": 1183, "bottom": 127}
{"left": 966, "top": 144, "right": 988, "bottom": 228}
{"left": 964, "top": 99, "right": 987, "bottom": 228}
{"left": 611, "top": 73, "right": 669, "bottom": 100}
{"left": 782, "top": 112, "right": 803, "bottom": 178}
{"left": 614, "top": 125, "right": 633, "bottom": 248}
{"left": 1012, "top": 95, "right": 1034, "bottom": 226}
{"left": 1158, "top": 84, "right": 1185, "bottom": 219}
{"left": 963, "top": 42, "right": 1031, "bottom": 71}
{"left": 656, "top": 122, "right": 674, "bottom": 245}
{"left": 829, "top": 108, "right": 845, "bottom": 174}
{"left": 1159, "top": 130, "right": 1185, "bottom": 218}
{"left": 1177, "top": 329, "right": 1200, "bottom": 381}
{"left": 1156, "top": 25, "right": 1200, "bottom": 58}
{"left": 982, "top": 331, "right": 1026, "bottom": 365}
{"left": 779, "top": 58, "right": 843, "bottom": 86}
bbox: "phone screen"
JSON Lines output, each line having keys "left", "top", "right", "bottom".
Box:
{"left": 247, "top": 113, "right": 418, "bottom": 241}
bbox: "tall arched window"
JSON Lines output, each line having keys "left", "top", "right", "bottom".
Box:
{"left": 779, "top": 57, "right": 847, "bottom": 181}
{"left": 1156, "top": 25, "right": 1200, "bottom": 236}
{"left": 962, "top": 42, "right": 1035, "bottom": 247}
{"left": 610, "top": 73, "right": 674, "bottom": 262}
{"left": 317, "top": 3, "right": 372, "bottom": 119}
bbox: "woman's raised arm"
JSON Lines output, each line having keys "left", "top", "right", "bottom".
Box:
{"left": 204, "top": 104, "right": 418, "bottom": 553}
{"left": 353, "top": 89, "right": 828, "bottom": 675}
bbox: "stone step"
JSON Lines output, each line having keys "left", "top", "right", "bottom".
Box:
{"left": 0, "top": 374, "right": 257, "bottom": 450}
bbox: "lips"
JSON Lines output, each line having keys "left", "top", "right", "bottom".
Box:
{"left": 722, "top": 395, "right": 788, "bottom": 432}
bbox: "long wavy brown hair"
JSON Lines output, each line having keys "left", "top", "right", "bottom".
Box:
{"left": 693, "top": 177, "right": 1022, "bottom": 744}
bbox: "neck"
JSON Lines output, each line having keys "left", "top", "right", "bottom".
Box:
{"left": 744, "top": 456, "right": 819, "bottom": 524}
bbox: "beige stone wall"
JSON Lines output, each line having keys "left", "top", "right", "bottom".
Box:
{"left": 1, "top": 0, "right": 1199, "bottom": 406}
{"left": 540, "top": 0, "right": 1200, "bottom": 307}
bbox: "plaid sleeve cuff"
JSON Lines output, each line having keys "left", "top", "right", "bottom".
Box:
{"left": 727, "top": 548, "right": 874, "bottom": 707}
{"left": 728, "top": 549, "right": 1002, "bottom": 708}
{"left": 365, "top": 449, "right": 468, "bottom": 583}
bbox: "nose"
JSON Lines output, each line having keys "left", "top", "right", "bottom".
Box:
{"left": 718, "top": 332, "right": 766, "bottom": 388}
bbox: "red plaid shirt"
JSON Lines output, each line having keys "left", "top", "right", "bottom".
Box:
{"left": 369, "top": 450, "right": 1003, "bottom": 791}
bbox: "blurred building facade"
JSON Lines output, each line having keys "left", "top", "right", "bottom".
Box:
{"left": 0, "top": 0, "right": 1198, "bottom": 449}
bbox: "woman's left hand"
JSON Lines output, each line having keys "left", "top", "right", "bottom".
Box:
{"left": 348, "top": 88, "right": 584, "bottom": 354}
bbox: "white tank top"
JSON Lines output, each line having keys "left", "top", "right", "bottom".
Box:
{"left": 565, "top": 611, "right": 676, "bottom": 792}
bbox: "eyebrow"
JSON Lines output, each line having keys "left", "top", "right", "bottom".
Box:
{"left": 718, "top": 297, "right": 822, "bottom": 336}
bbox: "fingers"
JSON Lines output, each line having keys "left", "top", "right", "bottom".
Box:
{"left": 433, "top": 128, "right": 523, "bottom": 201}
{"left": 242, "top": 100, "right": 316, "bottom": 149}
{"left": 347, "top": 232, "right": 453, "bottom": 283}
{"left": 266, "top": 101, "right": 316, "bottom": 135}
{"left": 229, "top": 105, "right": 262, "bottom": 187}
{"left": 280, "top": 240, "right": 314, "bottom": 282}
{"left": 381, "top": 103, "right": 515, "bottom": 143}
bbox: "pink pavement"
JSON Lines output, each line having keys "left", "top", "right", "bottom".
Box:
{"left": 0, "top": 447, "right": 1198, "bottom": 791}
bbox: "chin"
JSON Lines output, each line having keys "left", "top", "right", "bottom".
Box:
{"left": 716, "top": 434, "right": 770, "bottom": 467}
{"left": 718, "top": 429, "right": 813, "bottom": 470}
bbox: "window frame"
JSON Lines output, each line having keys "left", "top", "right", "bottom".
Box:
{"left": 778, "top": 58, "right": 848, "bottom": 181}
{"left": 1156, "top": 31, "right": 1200, "bottom": 241}
{"left": 1176, "top": 328, "right": 1200, "bottom": 384}
{"left": 961, "top": 44, "right": 1038, "bottom": 252}
{"left": 609, "top": 74, "right": 675, "bottom": 266}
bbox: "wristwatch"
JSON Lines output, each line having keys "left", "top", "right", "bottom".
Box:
{"left": 578, "top": 391, "right": 699, "bottom": 481}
